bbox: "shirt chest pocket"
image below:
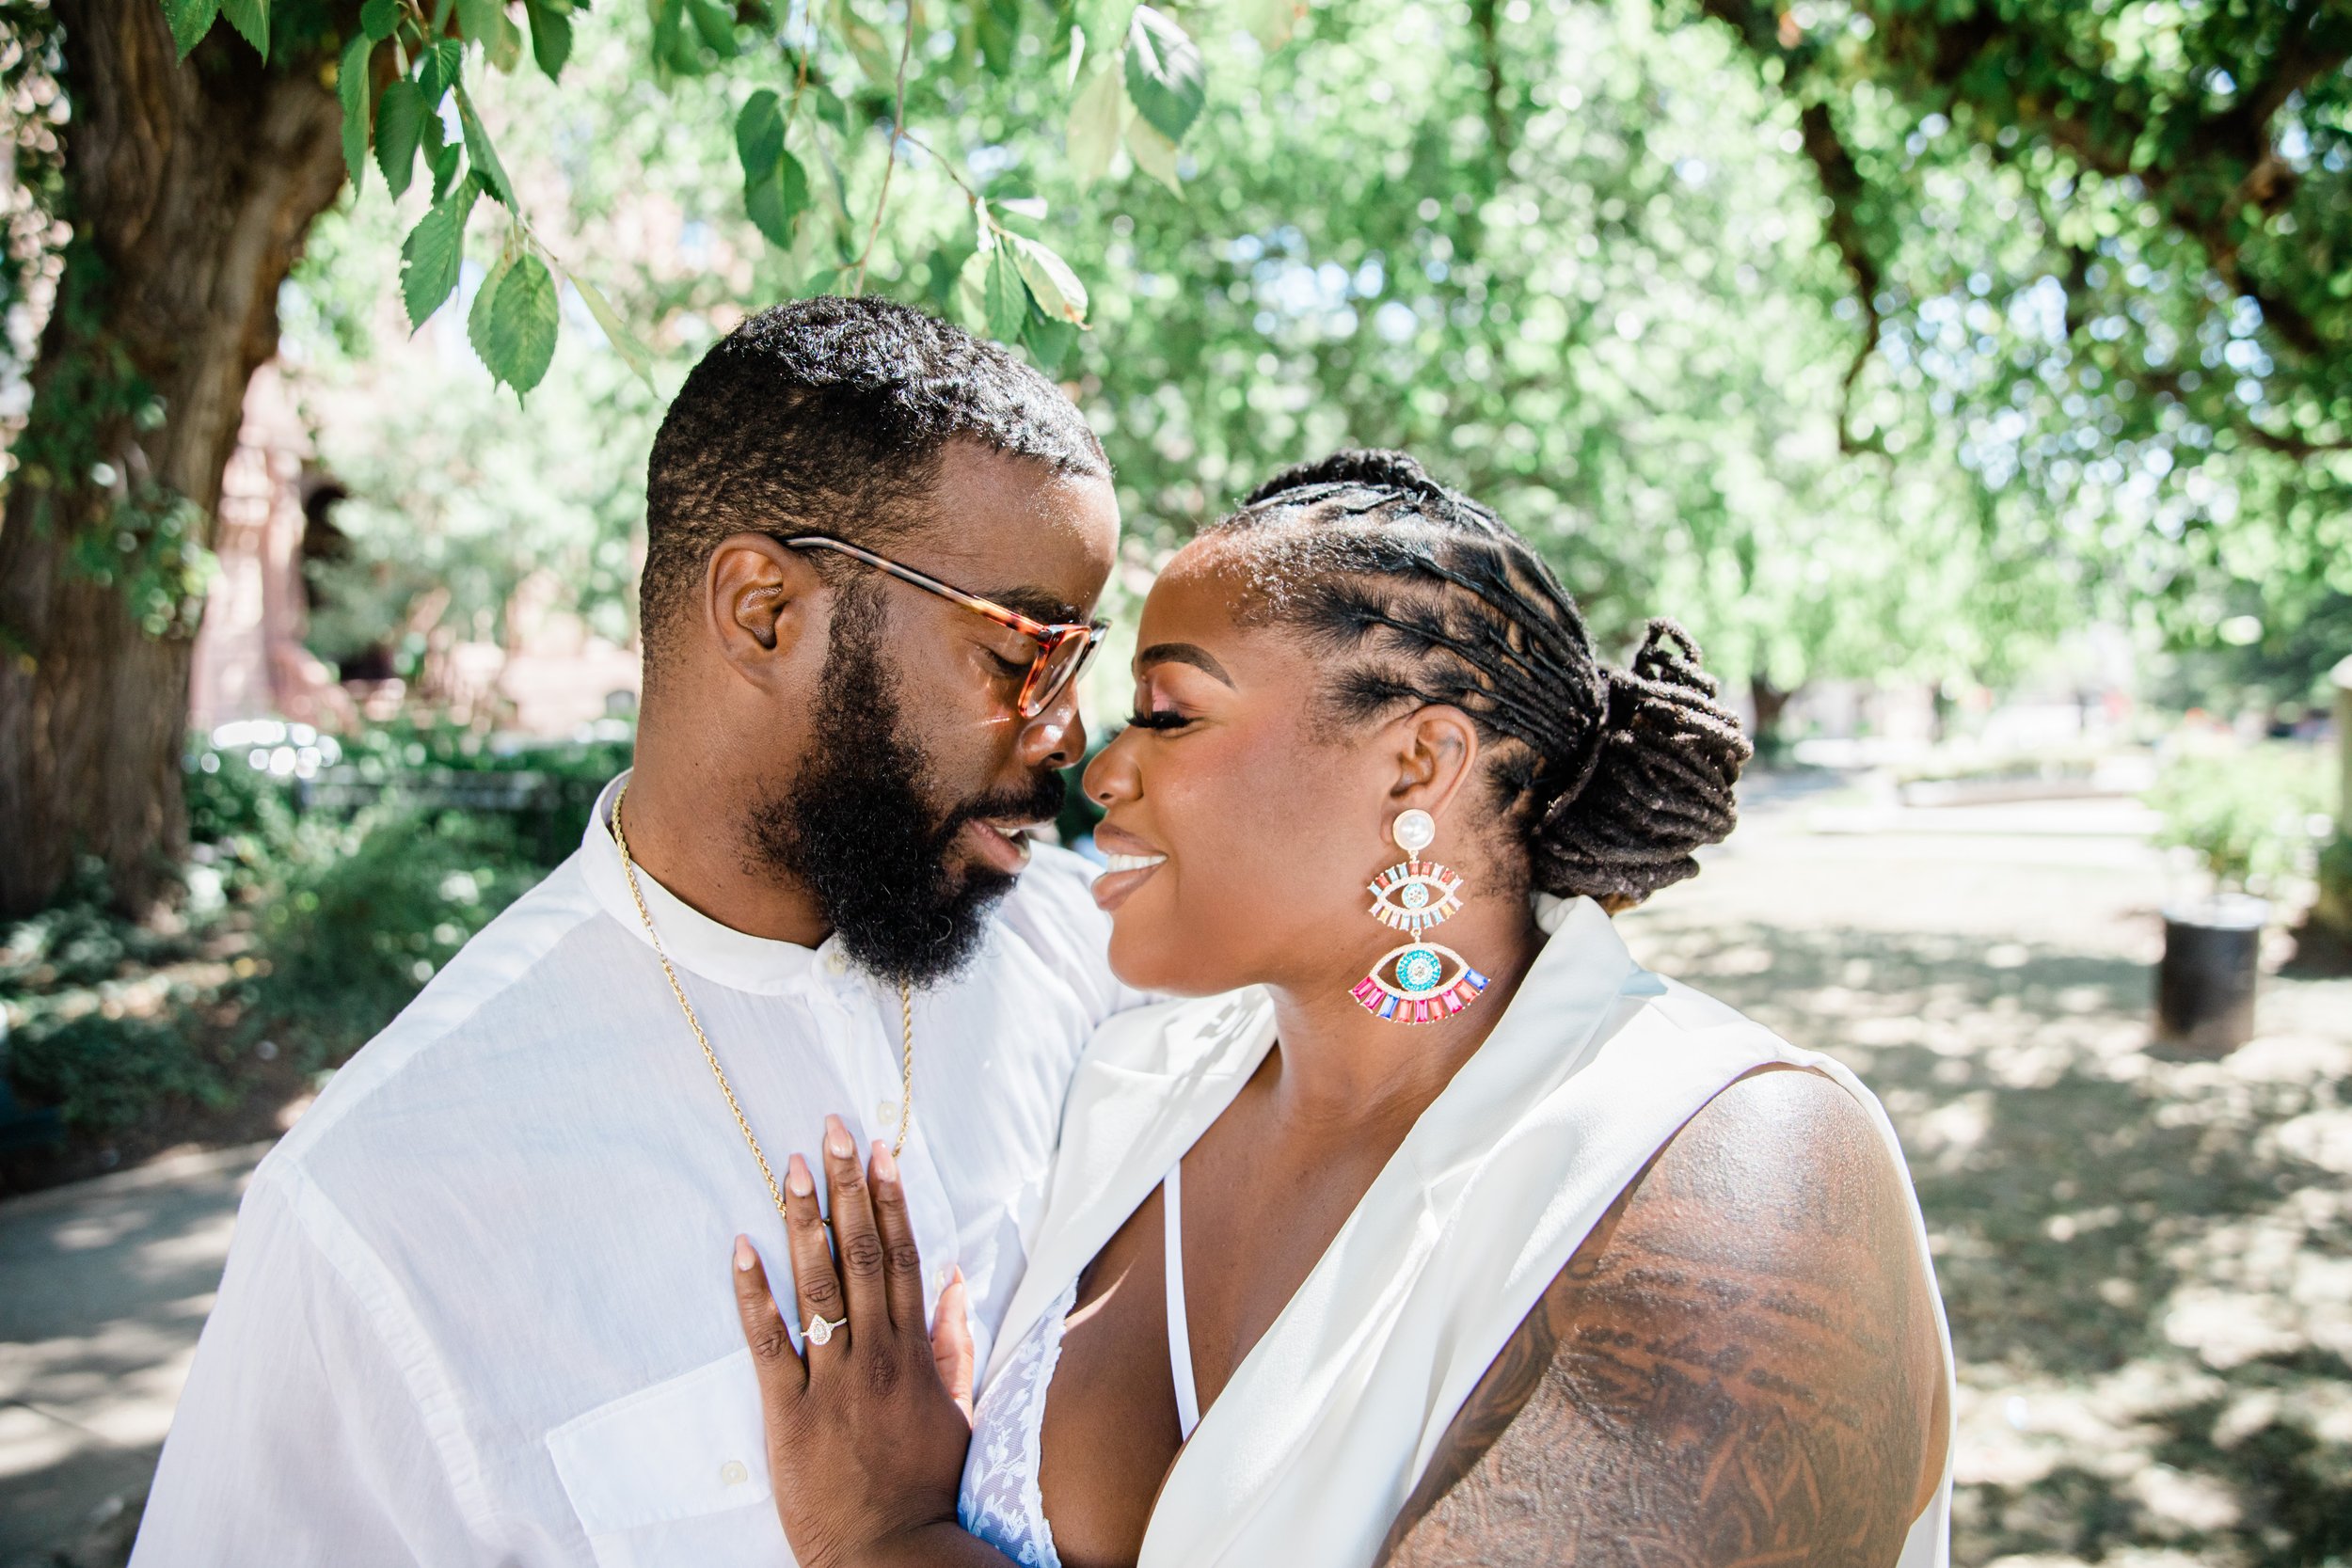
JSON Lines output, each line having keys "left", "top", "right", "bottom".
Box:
{"left": 545, "top": 1349, "right": 793, "bottom": 1568}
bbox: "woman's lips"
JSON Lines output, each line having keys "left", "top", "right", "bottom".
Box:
{"left": 1090, "top": 831, "right": 1167, "bottom": 911}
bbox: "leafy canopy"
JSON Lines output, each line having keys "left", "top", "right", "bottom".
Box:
{"left": 163, "top": 0, "right": 1295, "bottom": 394}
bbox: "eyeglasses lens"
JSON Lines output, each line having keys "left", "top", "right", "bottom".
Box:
{"left": 1023, "top": 634, "right": 1095, "bottom": 718}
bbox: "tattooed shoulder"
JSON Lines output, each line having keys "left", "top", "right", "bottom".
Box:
{"left": 1377, "top": 1065, "right": 1949, "bottom": 1568}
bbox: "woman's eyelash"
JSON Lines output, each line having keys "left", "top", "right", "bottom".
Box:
{"left": 1125, "top": 709, "right": 1192, "bottom": 732}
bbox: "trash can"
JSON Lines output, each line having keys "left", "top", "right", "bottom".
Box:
{"left": 2156, "top": 895, "right": 2268, "bottom": 1056}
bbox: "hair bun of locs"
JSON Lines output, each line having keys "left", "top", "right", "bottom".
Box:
{"left": 1218, "top": 449, "right": 1751, "bottom": 907}
{"left": 1530, "top": 617, "right": 1752, "bottom": 903}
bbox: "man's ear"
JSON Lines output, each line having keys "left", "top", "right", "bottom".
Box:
{"left": 706, "top": 532, "right": 828, "bottom": 680}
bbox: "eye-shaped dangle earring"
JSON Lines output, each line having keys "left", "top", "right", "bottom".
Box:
{"left": 1350, "top": 808, "right": 1491, "bottom": 1025}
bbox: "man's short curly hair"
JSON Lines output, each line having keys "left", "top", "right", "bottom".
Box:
{"left": 641, "top": 295, "right": 1108, "bottom": 670}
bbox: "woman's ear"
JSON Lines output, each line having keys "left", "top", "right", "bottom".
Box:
{"left": 706, "top": 533, "right": 828, "bottom": 680}
{"left": 1388, "top": 705, "right": 1481, "bottom": 821}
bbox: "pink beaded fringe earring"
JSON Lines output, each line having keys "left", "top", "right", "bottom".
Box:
{"left": 1350, "top": 808, "right": 1490, "bottom": 1024}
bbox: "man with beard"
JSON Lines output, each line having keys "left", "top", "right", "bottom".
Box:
{"left": 132, "top": 297, "right": 1132, "bottom": 1567}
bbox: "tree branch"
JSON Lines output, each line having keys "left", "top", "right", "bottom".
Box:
{"left": 850, "top": 0, "right": 916, "bottom": 295}
{"left": 1703, "top": 0, "right": 2352, "bottom": 369}
{"left": 1796, "top": 101, "right": 1884, "bottom": 456}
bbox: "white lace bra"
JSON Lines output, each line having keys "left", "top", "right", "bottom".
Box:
{"left": 957, "top": 1159, "right": 1200, "bottom": 1567}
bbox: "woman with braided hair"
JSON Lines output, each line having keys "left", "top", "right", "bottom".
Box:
{"left": 733, "top": 450, "right": 1954, "bottom": 1567}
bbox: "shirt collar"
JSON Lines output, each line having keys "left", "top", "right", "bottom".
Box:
{"left": 580, "top": 770, "right": 838, "bottom": 996}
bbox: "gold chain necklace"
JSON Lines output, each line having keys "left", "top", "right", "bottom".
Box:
{"left": 611, "top": 784, "right": 914, "bottom": 1229}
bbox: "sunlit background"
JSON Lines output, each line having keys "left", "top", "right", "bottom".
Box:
{"left": 3, "top": 0, "right": 2349, "bottom": 1560}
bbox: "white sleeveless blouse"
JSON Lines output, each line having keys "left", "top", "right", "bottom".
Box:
{"left": 962, "top": 895, "right": 1955, "bottom": 1568}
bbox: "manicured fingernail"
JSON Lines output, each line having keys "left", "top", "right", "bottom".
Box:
{"left": 824, "top": 1115, "right": 853, "bottom": 1160}
{"left": 787, "top": 1153, "right": 814, "bottom": 1196}
{"left": 871, "top": 1140, "right": 898, "bottom": 1184}
{"left": 735, "top": 1235, "right": 755, "bottom": 1272}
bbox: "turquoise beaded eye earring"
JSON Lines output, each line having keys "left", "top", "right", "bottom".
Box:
{"left": 1350, "top": 808, "right": 1491, "bottom": 1024}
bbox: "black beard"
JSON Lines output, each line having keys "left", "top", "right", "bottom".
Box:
{"left": 745, "top": 591, "right": 1065, "bottom": 988}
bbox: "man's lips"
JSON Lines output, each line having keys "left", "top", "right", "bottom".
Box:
{"left": 958, "top": 817, "right": 1037, "bottom": 875}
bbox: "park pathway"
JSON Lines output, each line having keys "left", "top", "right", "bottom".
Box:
{"left": 0, "top": 1144, "right": 265, "bottom": 1567}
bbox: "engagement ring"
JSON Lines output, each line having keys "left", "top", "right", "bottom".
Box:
{"left": 804, "top": 1313, "right": 848, "bottom": 1347}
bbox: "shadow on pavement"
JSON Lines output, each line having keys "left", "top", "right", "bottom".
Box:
{"left": 1628, "top": 913, "right": 2352, "bottom": 1567}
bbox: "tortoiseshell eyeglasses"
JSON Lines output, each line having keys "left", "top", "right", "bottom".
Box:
{"left": 785, "top": 535, "right": 1107, "bottom": 719}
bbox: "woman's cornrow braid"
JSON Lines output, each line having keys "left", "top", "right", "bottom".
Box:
{"left": 1216, "top": 450, "right": 1752, "bottom": 904}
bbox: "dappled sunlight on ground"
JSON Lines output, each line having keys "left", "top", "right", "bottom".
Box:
{"left": 1623, "top": 873, "right": 2352, "bottom": 1566}
{"left": 0, "top": 1147, "right": 260, "bottom": 1564}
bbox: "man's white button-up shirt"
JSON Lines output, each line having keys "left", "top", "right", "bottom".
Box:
{"left": 130, "top": 772, "right": 1135, "bottom": 1567}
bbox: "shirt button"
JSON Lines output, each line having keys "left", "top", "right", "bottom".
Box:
{"left": 875, "top": 1099, "right": 900, "bottom": 1128}
{"left": 824, "top": 948, "right": 849, "bottom": 976}
{"left": 720, "top": 1459, "right": 750, "bottom": 1486}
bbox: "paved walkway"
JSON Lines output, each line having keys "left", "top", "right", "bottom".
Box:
{"left": 0, "top": 1144, "right": 267, "bottom": 1567}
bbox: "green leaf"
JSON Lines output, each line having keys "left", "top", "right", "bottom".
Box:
{"left": 687, "top": 0, "right": 739, "bottom": 55}
{"left": 162, "top": 0, "right": 220, "bottom": 57}
{"left": 989, "top": 195, "right": 1048, "bottom": 239}
{"left": 983, "top": 244, "right": 1031, "bottom": 343}
{"left": 339, "top": 32, "right": 374, "bottom": 195}
{"left": 744, "top": 150, "right": 810, "bottom": 246}
{"left": 1004, "top": 233, "right": 1088, "bottom": 325}
{"left": 1067, "top": 65, "right": 1129, "bottom": 188}
{"left": 1073, "top": 0, "right": 1133, "bottom": 57}
{"left": 220, "top": 0, "right": 267, "bottom": 55}
{"left": 429, "top": 136, "right": 465, "bottom": 202}
{"left": 565, "top": 268, "right": 657, "bottom": 390}
{"left": 957, "top": 247, "right": 993, "bottom": 327}
{"left": 359, "top": 0, "right": 399, "bottom": 40}
{"left": 807, "top": 78, "right": 850, "bottom": 134}
{"left": 469, "top": 249, "right": 561, "bottom": 398}
{"left": 842, "top": 19, "right": 897, "bottom": 86}
{"left": 399, "top": 181, "right": 479, "bottom": 329}
{"left": 453, "top": 0, "right": 500, "bottom": 44}
{"left": 1237, "top": 0, "right": 1301, "bottom": 52}
{"left": 524, "top": 0, "right": 573, "bottom": 79}
{"left": 454, "top": 0, "right": 522, "bottom": 70}
{"left": 974, "top": 0, "right": 1020, "bottom": 75}
{"left": 652, "top": 0, "right": 704, "bottom": 73}
{"left": 1122, "top": 7, "right": 1203, "bottom": 143}
{"left": 455, "top": 87, "right": 513, "bottom": 205}
{"left": 373, "top": 78, "right": 428, "bottom": 199}
{"left": 1021, "top": 311, "right": 1078, "bottom": 375}
{"left": 1125, "top": 117, "right": 1181, "bottom": 194}
{"left": 419, "top": 39, "right": 465, "bottom": 105}
{"left": 736, "top": 88, "right": 785, "bottom": 180}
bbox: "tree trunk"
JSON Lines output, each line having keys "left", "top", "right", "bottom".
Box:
{"left": 1748, "top": 673, "right": 1794, "bottom": 754}
{"left": 0, "top": 0, "right": 346, "bottom": 918}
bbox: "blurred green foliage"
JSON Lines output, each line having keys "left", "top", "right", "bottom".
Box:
{"left": 281, "top": 0, "right": 2352, "bottom": 718}
{"left": 1700, "top": 0, "right": 2352, "bottom": 651}
{"left": 2148, "top": 742, "right": 2333, "bottom": 895}
{"left": 1, "top": 726, "right": 628, "bottom": 1137}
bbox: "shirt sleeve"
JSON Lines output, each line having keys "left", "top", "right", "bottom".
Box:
{"left": 128, "top": 1166, "right": 490, "bottom": 1568}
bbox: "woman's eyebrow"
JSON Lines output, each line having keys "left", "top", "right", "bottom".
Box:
{"left": 1136, "top": 642, "right": 1235, "bottom": 686}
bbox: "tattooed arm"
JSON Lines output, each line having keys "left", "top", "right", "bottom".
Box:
{"left": 1377, "top": 1066, "right": 1949, "bottom": 1568}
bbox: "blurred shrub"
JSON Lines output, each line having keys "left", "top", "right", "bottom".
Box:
{"left": 1, "top": 861, "right": 233, "bottom": 1135}
{"left": 2149, "top": 746, "right": 2334, "bottom": 897}
{"left": 7, "top": 722, "right": 625, "bottom": 1140}
{"left": 7, "top": 1007, "right": 239, "bottom": 1135}
{"left": 252, "top": 804, "right": 534, "bottom": 1065}
{"left": 2316, "top": 832, "right": 2352, "bottom": 940}
{"left": 0, "top": 859, "right": 196, "bottom": 991}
